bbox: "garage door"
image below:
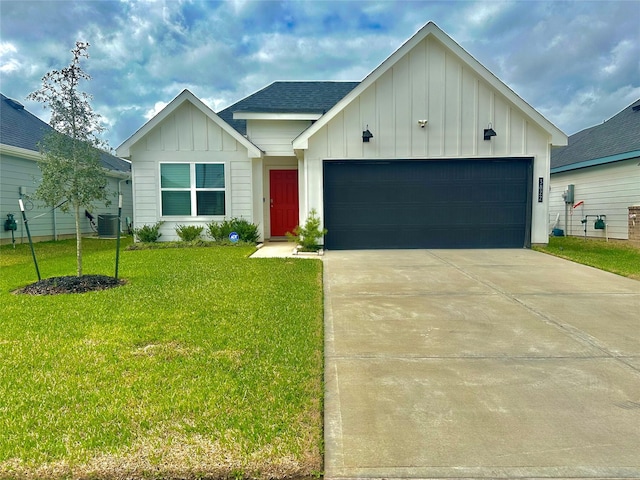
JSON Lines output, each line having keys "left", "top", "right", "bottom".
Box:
{"left": 323, "top": 158, "right": 532, "bottom": 249}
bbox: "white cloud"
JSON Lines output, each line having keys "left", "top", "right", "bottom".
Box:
{"left": 1, "top": 0, "right": 638, "bottom": 148}
{"left": 0, "top": 58, "right": 20, "bottom": 74}
{"left": 0, "top": 41, "right": 17, "bottom": 55}
{"left": 540, "top": 85, "right": 640, "bottom": 135}
{"left": 0, "top": 41, "right": 19, "bottom": 73}
{"left": 144, "top": 101, "right": 169, "bottom": 120}
{"left": 602, "top": 39, "right": 638, "bottom": 76}
{"left": 229, "top": 0, "right": 249, "bottom": 16}
{"left": 201, "top": 95, "right": 234, "bottom": 113}
{"left": 466, "top": 2, "right": 509, "bottom": 26}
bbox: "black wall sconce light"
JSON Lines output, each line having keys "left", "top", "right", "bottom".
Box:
{"left": 484, "top": 123, "right": 497, "bottom": 140}
{"left": 362, "top": 125, "right": 373, "bottom": 142}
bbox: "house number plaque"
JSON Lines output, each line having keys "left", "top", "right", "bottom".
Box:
{"left": 538, "top": 177, "right": 544, "bottom": 203}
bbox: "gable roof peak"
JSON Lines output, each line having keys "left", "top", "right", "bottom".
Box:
{"left": 293, "top": 21, "right": 567, "bottom": 149}
{"left": 116, "top": 89, "right": 262, "bottom": 158}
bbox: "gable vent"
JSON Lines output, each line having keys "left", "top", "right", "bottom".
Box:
{"left": 5, "top": 98, "right": 24, "bottom": 110}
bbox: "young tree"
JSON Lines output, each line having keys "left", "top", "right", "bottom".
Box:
{"left": 28, "top": 41, "right": 110, "bottom": 277}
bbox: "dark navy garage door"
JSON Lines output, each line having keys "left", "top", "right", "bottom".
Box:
{"left": 323, "top": 159, "right": 532, "bottom": 249}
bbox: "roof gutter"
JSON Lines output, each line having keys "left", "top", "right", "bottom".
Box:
{"left": 551, "top": 149, "right": 640, "bottom": 174}
{"left": 1, "top": 143, "right": 131, "bottom": 179}
{"left": 0, "top": 144, "right": 41, "bottom": 161}
{"left": 106, "top": 169, "right": 131, "bottom": 180}
{"left": 233, "top": 112, "right": 322, "bottom": 121}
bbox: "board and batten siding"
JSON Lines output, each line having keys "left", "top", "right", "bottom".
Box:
{"left": 549, "top": 158, "right": 640, "bottom": 240}
{"left": 0, "top": 152, "right": 131, "bottom": 244}
{"left": 130, "top": 101, "right": 253, "bottom": 241}
{"left": 304, "top": 35, "right": 552, "bottom": 244}
{"left": 247, "top": 120, "right": 312, "bottom": 156}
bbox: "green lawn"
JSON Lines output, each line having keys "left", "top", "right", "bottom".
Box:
{"left": 533, "top": 236, "right": 640, "bottom": 279}
{"left": 0, "top": 238, "right": 324, "bottom": 479}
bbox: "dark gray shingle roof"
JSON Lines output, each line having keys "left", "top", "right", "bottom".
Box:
{"left": 551, "top": 99, "right": 640, "bottom": 171}
{"left": 217, "top": 81, "right": 360, "bottom": 135}
{"left": 0, "top": 93, "right": 50, "bottom": 152}
{"left": 0, "top": 93, "right": 130, "bottom": 174}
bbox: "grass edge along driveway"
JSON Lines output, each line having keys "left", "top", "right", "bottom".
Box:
{"left": 0, "top": 238, "right": 324, "bottom": 480}
{"left": 533, "top": 236, "right": 640, "bottom": 280}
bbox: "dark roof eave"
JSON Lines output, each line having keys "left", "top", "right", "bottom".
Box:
{"left": 233, "top": 108, "right": 327, "bottom": 114}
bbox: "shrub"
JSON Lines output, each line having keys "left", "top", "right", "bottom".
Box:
{"left": 175, "top": 224, "right": 204, "bottom": 242}
{"left": 207, "top": 218, "right": 260, "bottom": 243}
{"left": 286, "top": 209, "right": 327, "bottom": 252}
{"left": 133, "top": 221, "right": 164, "bottom": 243}
{"left": 232, "top": 218, "right": 260, "bottom": 243}
{"left": 208, "top": 219, "right": 236, "bottom": 242}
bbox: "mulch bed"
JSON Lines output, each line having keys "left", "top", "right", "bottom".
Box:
{"left": 17, "top": 275, "right": 124, "bottom": 295}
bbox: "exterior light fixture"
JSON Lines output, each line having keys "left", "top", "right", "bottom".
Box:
{"left": 362, "top": 126, "right": 373, "bottom": 142}
{"left": 417, "top": 120, "right": 428, "bottom": 128}
{"left": 484, "top": 123, "right": 497, "bottom": 140}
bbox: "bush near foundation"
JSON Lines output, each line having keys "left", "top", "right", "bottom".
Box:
{"left": 175, "top": 224, "right": 204, "bottom": 242}
{"left": 133, "top": 221, "right": 164, "bottom": 243}
{"left": 207, "top": 218, "right": 260, "bottom": 243}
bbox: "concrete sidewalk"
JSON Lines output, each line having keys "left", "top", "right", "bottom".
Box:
{"left": 249, "top": 241, "right": 324, "bottom": 259}
{"left": 324, "top": 249, "right": 640, "bottom": 479}
{"left": 249, "top": 241, "right": 297, "bottom": 258}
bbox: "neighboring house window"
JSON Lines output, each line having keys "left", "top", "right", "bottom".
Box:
{"left": 160, "top": 163, "right": 225, "bottom": 216}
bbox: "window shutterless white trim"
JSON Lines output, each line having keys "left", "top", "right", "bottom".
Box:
{"left": 159, "top": 162, "right": 229, "bottom": 219}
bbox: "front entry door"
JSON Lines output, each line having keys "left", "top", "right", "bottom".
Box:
{"left": 270, "top": 170, "right": 299, "bottom": 237}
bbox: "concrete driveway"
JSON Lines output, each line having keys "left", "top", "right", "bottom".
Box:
{"left": 323, "top": 249, "right": 640, "bottom": 479}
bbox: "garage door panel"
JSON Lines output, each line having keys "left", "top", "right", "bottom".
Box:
{"left": 323, "top": 159, "right": 532, "bottom": 249}
{"left": 328, "top": 202, "right": 526, "bottom": 227}
{"left": 328, "top": 225, "right": 525, "bottom": 249}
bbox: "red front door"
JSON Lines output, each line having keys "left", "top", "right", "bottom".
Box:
{"left": 270, "top": 170, "right": 299, "bottom": 237}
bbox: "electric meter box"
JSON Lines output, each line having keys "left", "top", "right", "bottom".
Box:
{"left": 565, "top": 184, "right": 575, "bottom": 204}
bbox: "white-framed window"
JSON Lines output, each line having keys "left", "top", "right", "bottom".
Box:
{"left": 160, "top": 163, "right": 226, "bottom": 216}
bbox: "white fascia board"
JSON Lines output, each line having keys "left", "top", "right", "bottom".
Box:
{"left": 116, "top": 89, "right": 263, "bottom": 159}
{"left": 233, "top": 112, "right": 322, "bottom": 121}
{"left": 1, "top": 144, "right": 130, "bottom": 179}
{"left": 1, "top": 144, "right": 130, "bottom": 178}
{"left": 293, "top": 21, "right": 568, "bottom": 150}
{"left": 105, "top": 169, "right": 131, "bottom": 180}
{"left": 0, "top": 144, "right": 41, "bottom": 161}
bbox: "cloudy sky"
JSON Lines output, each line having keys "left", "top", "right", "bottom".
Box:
{"left": 1, "top": 0, "right": 639, "bottom": 150}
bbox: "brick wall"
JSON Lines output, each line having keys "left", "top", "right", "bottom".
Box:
{"left": 629, "top": 206, "right": 640, "bottom": 243}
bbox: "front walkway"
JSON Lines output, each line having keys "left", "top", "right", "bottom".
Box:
{"left": 249, "top": 241, "right": 323, "bottom": 259}
{"left": 249, "top": 241, "right": 297, "bottom": 258}
{"left": 324, "top": 249, "right": 640, "bottom": 479}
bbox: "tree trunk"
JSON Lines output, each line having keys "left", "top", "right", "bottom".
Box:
{"left": 75, "top": 204, "right": 82, "bottom": 277}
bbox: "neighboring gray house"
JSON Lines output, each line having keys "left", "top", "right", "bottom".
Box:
{"left": 549, "top": 99, "right": 640, "bottom": 241}
{"left": 117, "top": 22, "right": 567, "bottom": 248}
{"left": 0, "top": 93, "right": 132, "bottom": 245}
